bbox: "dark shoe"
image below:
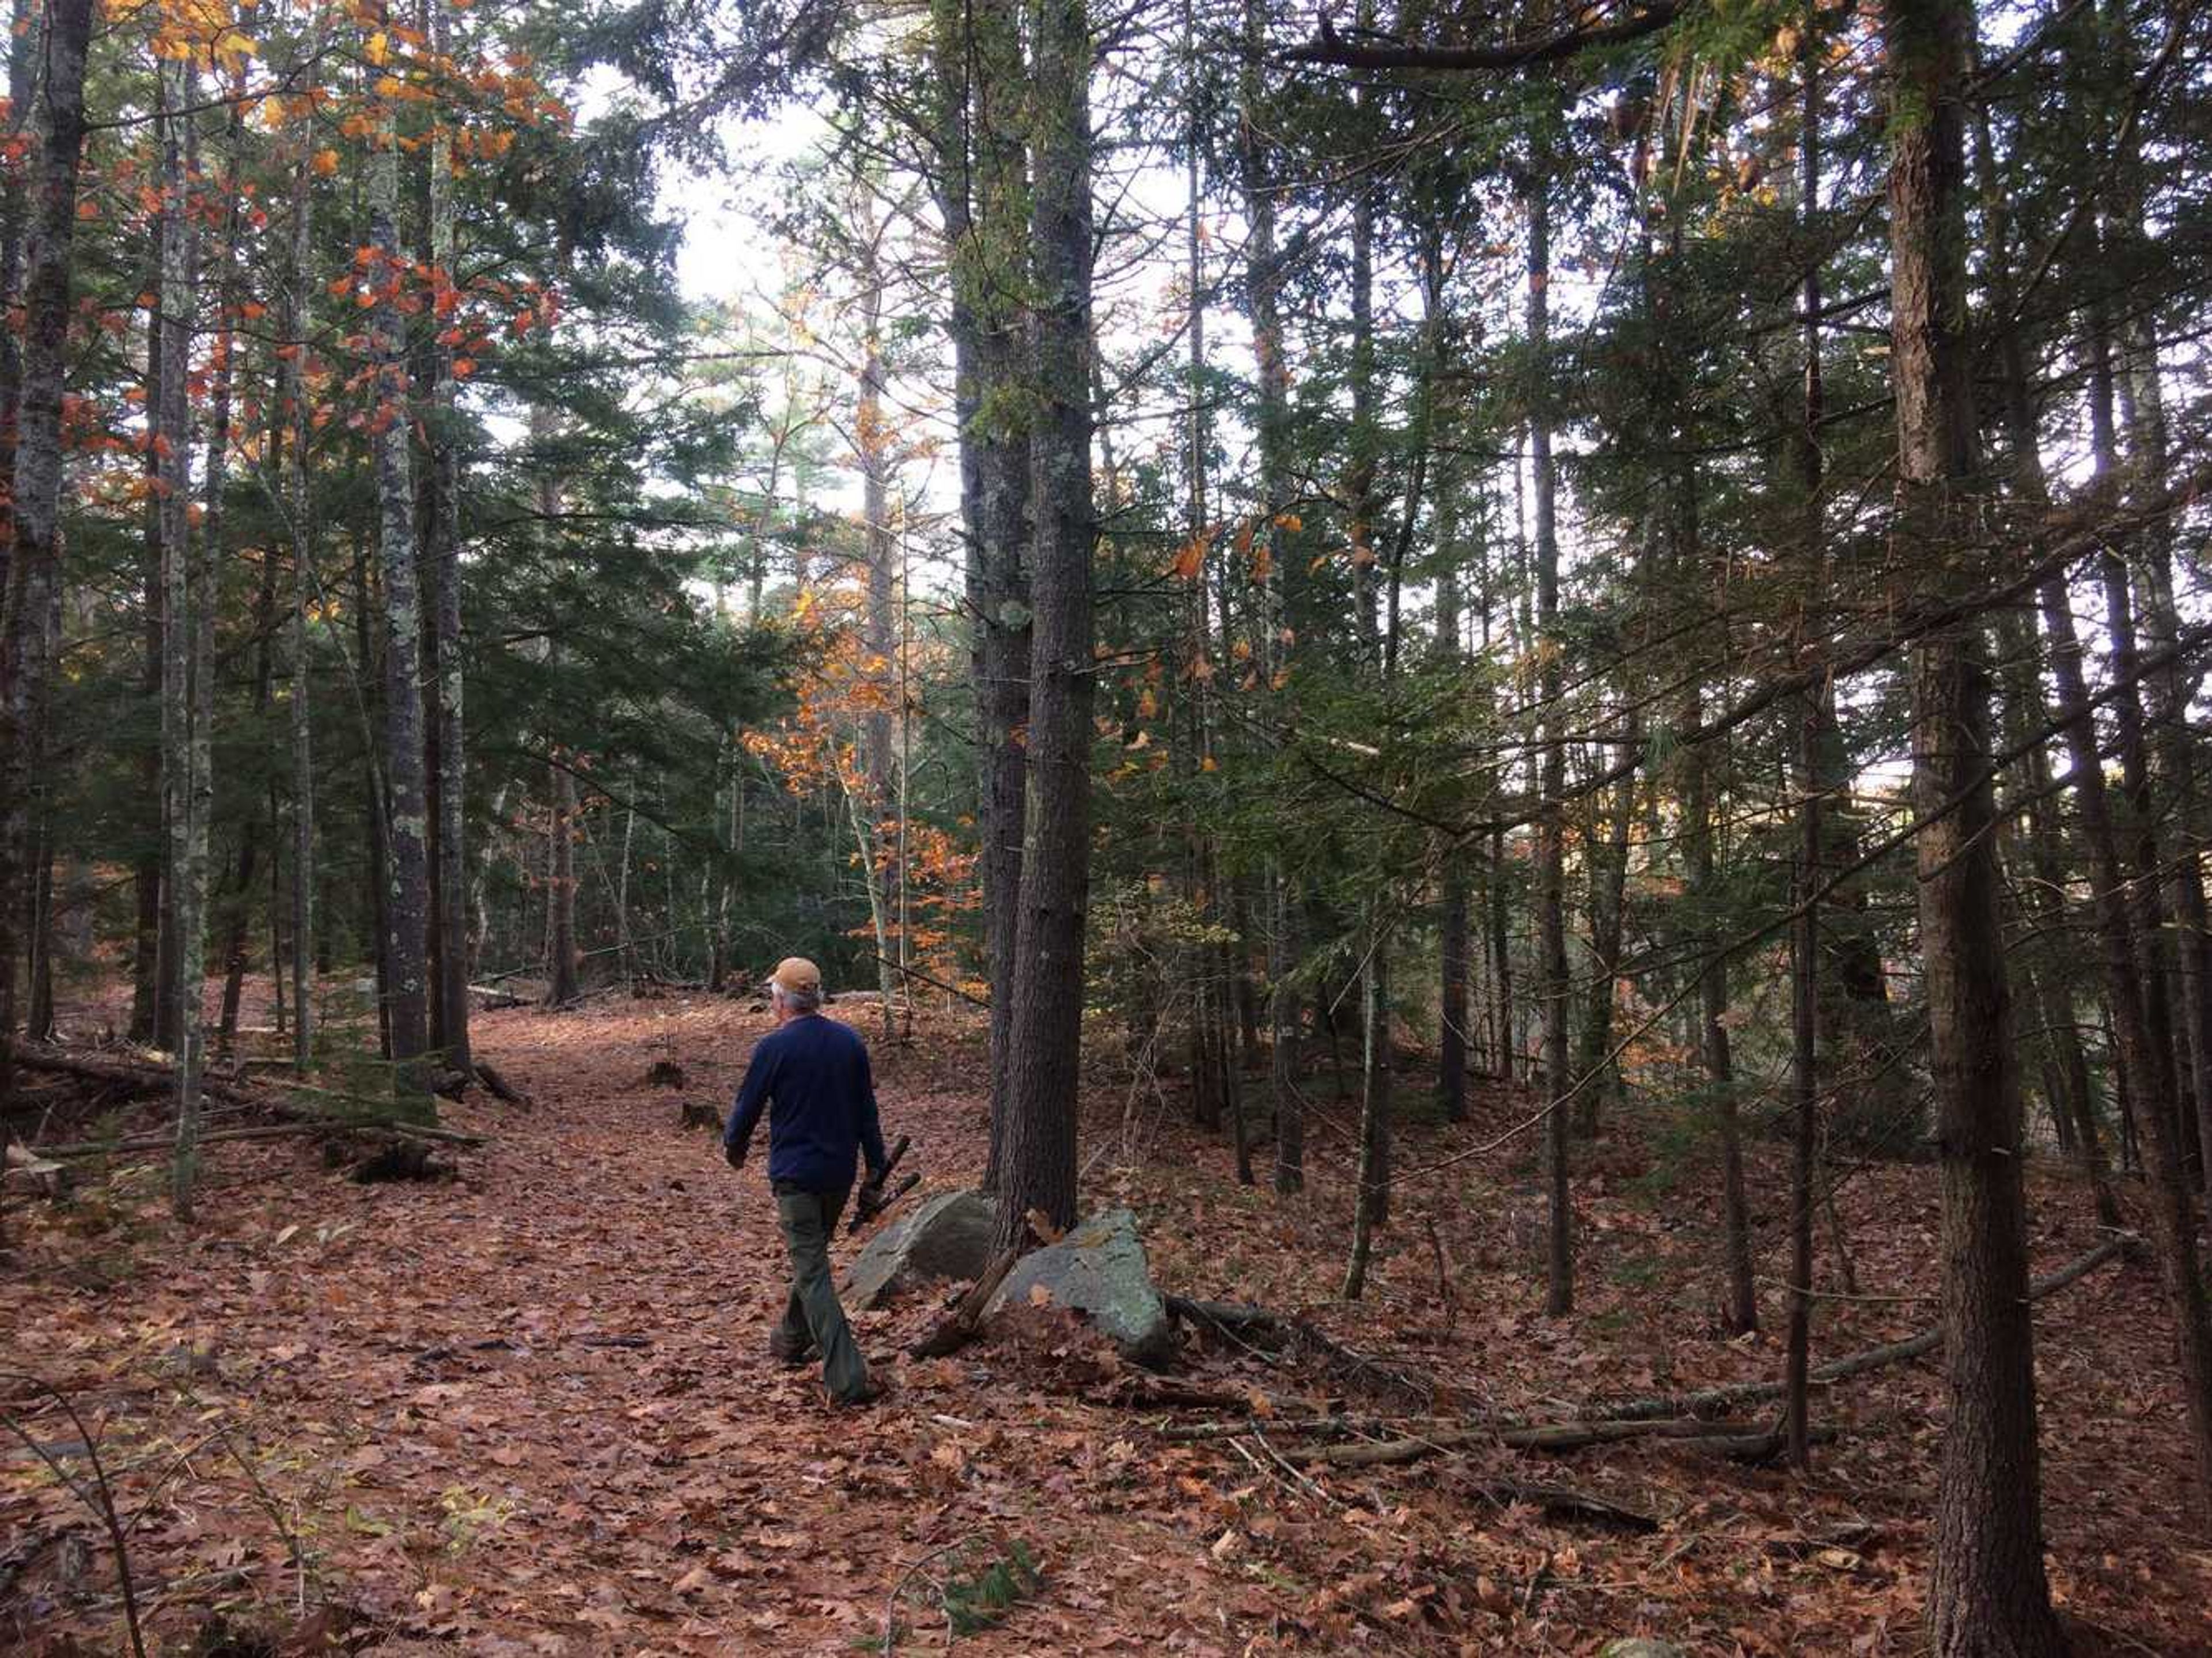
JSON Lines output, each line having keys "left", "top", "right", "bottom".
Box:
{"left": 829, "top": 1369, "right": 884, "bottom": 1408}
{"left": 768, "top": 1328, "right": 815, "bottom": 1366}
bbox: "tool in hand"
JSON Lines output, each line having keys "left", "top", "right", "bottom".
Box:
{"left": 849, "top": 1133, "right": 919, "bottom": 1235}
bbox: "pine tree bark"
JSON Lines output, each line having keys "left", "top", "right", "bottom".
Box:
{"left": 1885, "top": 0, "right": 2065, "bottom": 1645}
{"left": 1527, "top": 165, "right": 1572, "bottom": 1318}
{"left": 1434, "top": 483, "right": 1470, "bottom": 1125}
{"left": 993, "top": 0, "right": 1095, "bottom": 1248}
{"left": 1785, "top": 16, "right": 1825, "bottom": 1463}
{"left": 208, "top": 77, "right": 257, "bottom": 1053}
{"left": 0, "top": 0, "right": 35, "bottom": 573}
{"left": 283, "top": 120, "right": 319, "bottom": 1071}
{"left": 855, "top": 186, "right": 900, "bottom": 1027}
{"left": 930, "top": 0, "right": 1032, "bottom": 1191}
{"left": 547, "top": 756, "right": 579, "bottom": 1005}
{"left": 0, "top": 0, "right": 91, "bottom": 1122}
{"left": 1239, "top": 0, "right": 1304, "bottom": 1193}
{"left": 1575, "top": 720, "right": 1635, "bottom": 1136}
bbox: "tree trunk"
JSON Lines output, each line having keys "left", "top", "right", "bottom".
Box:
{"left": 931, "top": 0, "right": 1032, "bottom": 1193}
{"left": 1527, "top": 166, "right": 1572, "bottom": 1318}
{"left": 856, "top": 184, "right": 900, "bottom": 1031}
{"left": 0, "top": 0, "right": 33, "bottom": 576}
{"left": 1886, "top": 0, "right": 2065, "bottom": 1645}
{"left": 1342, "top": 937, "right": 1391, "bottom": 1299}
{"left": 371, "top": 56, "right": 434, "bottom": 1108}
{"left": 156, "top": 61, "right": 212, "bottom": 1217}
{"left": 425, "top": 0, "right": 470, "bottom": 1073}
{"left": 1785, "top": 16, "right": 1825, "bottom": 1465}
{"left": 1238, "top": 0, "right": 1303, "bottom": 1194}
{"left": 0, "top": 0, "right": 92, "bottom": 1129}
{"left": 993, "top": 0, "right": 1095, "bottom": 1248}
{"left": 547, "top": 759, "right": 579, "bottom": 1005}
{"left": 284, "top": 118, "right": 319, "bottom": 1071}
{"left": 1575, "top": 717, "right": 1635, "bottom": 1136}
{"left": 1435, "top": 501, "right": 1470, "bottom": 1125}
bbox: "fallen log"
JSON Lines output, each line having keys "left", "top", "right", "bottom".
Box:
{"left": 1281, "top": 1415, "right": 1777, "bottom": 1469}
{"left": 1583, "top": 1233, "right": 2132, "bottom": 1423}
{"left": 14, "top": 1048, "right": 258, "bottom": 1110}
{"left": 269, "top": 1081, "right": 482, "bottom": 1141}
{"left": 36, "top": 1118, "right": 483, "bottom": 1160}
{"left": 469, "top": 984, "right": 527, "bottom": 1010}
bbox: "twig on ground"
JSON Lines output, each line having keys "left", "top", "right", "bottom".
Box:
{"left": 1164, "top": 1295, "right": 1438, "bottom": 1405}
{"left": 880, "top": 1532, "right": 984, "bottom": 1657}
{"left": 0, "top": 1373, "right": 150, "bottom": 1658}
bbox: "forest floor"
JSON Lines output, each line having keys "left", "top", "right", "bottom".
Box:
{"left": 5, "top": 988, "right": 2210, "bottom": 1656}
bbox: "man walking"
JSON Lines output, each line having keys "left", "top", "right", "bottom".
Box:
{"left": 724, "top": 957, "right": 889, "bottom": 1406}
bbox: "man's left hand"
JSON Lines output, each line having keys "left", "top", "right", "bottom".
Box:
{"left": 724, "top": 1141, "right": 745, "bottom": 1172}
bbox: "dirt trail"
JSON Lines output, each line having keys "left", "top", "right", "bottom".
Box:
{"left": 10, "top": 991, "right": 2212, "bottom": 1656}
{"left": 7, "top": 996, "right": 1184, "bottom": 1655}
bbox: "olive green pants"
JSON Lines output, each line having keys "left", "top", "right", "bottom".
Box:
{"left": 771, "top": 1181, "right": 870, "bottom": 1403}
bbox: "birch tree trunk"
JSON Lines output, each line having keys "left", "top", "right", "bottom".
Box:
{"left": 426, "top": 0, "right": 469, "bottom": 1072}
{"left": 370, "top": 42, "right": 434, "bottom": 1109}
{"left": 156, "top": 61, "right": 211, "bottom": 1216}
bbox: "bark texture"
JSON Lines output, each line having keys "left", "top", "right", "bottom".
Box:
{"left": 994, "top": 0, "right": 1095, "bottom": 1247}
{"left": 1887, "top": 0, "right": 2065, "bottom": 1645}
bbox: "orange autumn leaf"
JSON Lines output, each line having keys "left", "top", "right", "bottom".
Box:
{"left": 313, "top": 148, "right": 339, "bottom": 176}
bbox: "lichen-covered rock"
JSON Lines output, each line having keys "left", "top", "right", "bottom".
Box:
{"left": 987, "top": 1207, "right": 1173, "bottom": 1366}
{"left": 843, "top": 1188, "right": 999, "bottom": 1311}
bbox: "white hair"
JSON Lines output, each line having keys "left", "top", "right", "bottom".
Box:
{"left": 772, "top": 979, "right": 823, "bottom": 1015}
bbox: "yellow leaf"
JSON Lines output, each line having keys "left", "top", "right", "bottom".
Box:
{"left": 365, "top": 30, "right": 390, "bottom": 66}
{"left": 1200, "top": 755, "right": 1218, "bottom": 773}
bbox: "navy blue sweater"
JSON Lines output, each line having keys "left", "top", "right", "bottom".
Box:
{"left": 725, "top": 1014, "right": 889, "bottom": 1193}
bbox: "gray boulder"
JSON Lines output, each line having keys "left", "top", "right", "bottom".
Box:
{"left": 844, "top": 1188, "right": 999, "bottom": 1311}
{"left": 986, "top": 1207, "right": 1173, "bottom": 1366}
